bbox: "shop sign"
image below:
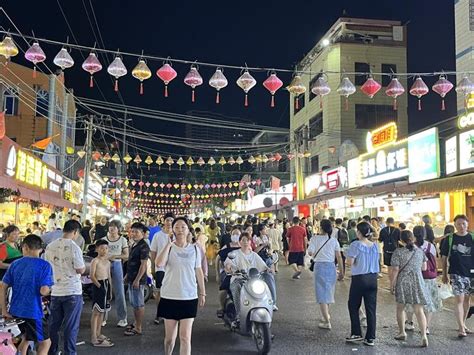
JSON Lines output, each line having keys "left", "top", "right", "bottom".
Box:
{"left": 304, "top": 166, "right": 348, "bottom": 197}
{"left": 5, "top": 146, "right": 16, "bottom": 177}
{"left": 88, "top": 181, "right": 103, "bottom": 201}
{"left": 445, "top": 136, "right": 457, "bottom": 175}
{"left": 360, "top": 140, "right": 408, "bottom": 185}
{"left": 347, "top": 157, "right": 361, "bottom": 188}
{"left": 459, "top": 129, "right": 474, "bottom": 171}
{"left": 366, "top": 122, "right": 397, "bottom": 153}
{"left": 458, "top": 112, "right": 474, "bottom": 129}
{"left": 408, "top": 128, "right": 440, "bottom": 183}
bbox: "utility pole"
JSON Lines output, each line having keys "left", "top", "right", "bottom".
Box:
{"left": 82, "top": 114, "right": 94, "bottom": 220}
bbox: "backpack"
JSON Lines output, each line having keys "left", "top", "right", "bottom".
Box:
{"left": 337, "top": 227, "right": 349, "bottom": 246}
{"left": 422, "top": 243, "right": 437, "bottom": 279}
{"left": 447, "top": 232, "right": 474, "bottom": 257}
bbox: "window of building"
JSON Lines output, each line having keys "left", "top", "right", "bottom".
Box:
{"left": 381, "top": 64, "right": 397, "bottom": 87}
{"left": 309, "top": 112, "right": 323, "bottom": 139}
{"left": 3, "top": 87, "right": 19, "bottom": 116}
{"left": 35, "top": 89, "right": 49, "bottom": 118}
{"left": 294, "top": 93, "right": 306, "bottom": 114}
{"left": 311, "top": 155, "right": 319, "bottom": 173}
{"left": 309, "top": 73, "right": 323, "bottom": 101}
{"left": 355, "top": 62, "right": 370, "bottom": 86}
{"left": 55, "top": 104, "right": 63, "bottom": 124}
{"left": 294, "top": 125, "right": 306, "bottom": 150}
{"left": 66, "top": 120, "right": 73, "bottom": 142}
{"left": 355, "top": 104, "right": 397, "bottom": 129}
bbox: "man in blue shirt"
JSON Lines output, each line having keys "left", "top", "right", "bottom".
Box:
{"left": 147, "top": 215, "right": 161, "bottom": 243}
{"left": 0, "top": 234, "right": 53, "bottom": 355}
{"left": 41, "top": 228, "right": 62, "bottom": 246}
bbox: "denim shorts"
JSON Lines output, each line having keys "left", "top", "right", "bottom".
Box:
{"left": 128, "top": 284, "right": 145, "bottom": 308}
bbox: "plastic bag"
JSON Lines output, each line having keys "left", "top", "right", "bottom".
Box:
{"left": 438, "top": 283, "right": 454, "bottom": 300}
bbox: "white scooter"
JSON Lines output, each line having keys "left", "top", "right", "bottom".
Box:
{"left": 223, "top": 253, "right": 275, "bottom": 354}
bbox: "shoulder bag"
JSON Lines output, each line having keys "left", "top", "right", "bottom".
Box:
{"left": 309, "top": 236, "right": 331, "bottom": 272}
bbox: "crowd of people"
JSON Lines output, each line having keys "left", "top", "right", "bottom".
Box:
{"left": 0, "top": 211, "right": 472, "bottom": 354}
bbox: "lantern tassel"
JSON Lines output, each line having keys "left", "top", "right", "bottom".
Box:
{"left": 393, "top": 98, "right": 398, "bottom": 111}
{"left": 89, "top": 75, "right": 94, "bottom": 88}
{"left": 164, "top": 85, "right": 168, "bottom": 97}
{"left": 140, "top": 82, "right": 144, "bottom": 95}
{"left": 295, "top": 97, "right": 299, "bottom": 110}
{"left": 169, "top": 165, "right": 171, "bottom": 171}
{"left": 192, "top": 89, "right": 195, "bottom": 103}
{"left": 33, "top": 66, "right": 37, "bottom": 79}
{"left": 345, "top": 97, "right": 349, "bottom": 111}
{"left": 244, "top": 94, "right": 249, "bottom": 107}
{"left": 114, "top": 79, "right": 119, "bottom": 92}
{"left": 320, "top": 98, "right": 323, "bottom": 109}
{"left": 441, "top": 99, "right": 446, "bottom": 111}
{"left": 418, "top": 99, "right": 422, "bottom": 111}
{"left": 271, "top": 95, "right": 275, "bottom": 108}
{"left": 148, "top": 165, "right": 150, "bottom": 171}
{"left": 216, "top": 92, "right": 220, "bottom": 104}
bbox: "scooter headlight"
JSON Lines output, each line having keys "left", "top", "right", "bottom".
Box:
{"left": 250, "top": 280, "right": 266, "bottom": 296}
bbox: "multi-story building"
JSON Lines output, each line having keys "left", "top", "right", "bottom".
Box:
{"left": 1, "top": 59, "right": 77, "bottom": 174}
{"left": 290, "top": 17, "right": 408, "bottom": 181}
{"left": 454, "top": 0, "right": 474, "bottom": 111}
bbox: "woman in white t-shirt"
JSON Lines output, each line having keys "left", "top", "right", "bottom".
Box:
{"left": 307, "top": 219, "right": 344, "bottom": 330}
{"left": 155, "top": 217, "right": 206, "bottom": 355}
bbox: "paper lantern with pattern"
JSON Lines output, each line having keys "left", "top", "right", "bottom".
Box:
{"left": 263, "top": 72, "right": 283, "bottom": 107}
{"left": 82, "top": 52, "right": 103, "bottom": 88}
{"left": 107, "top": 55, "right": 127, "bottom": 92}
{"left": 184, "top": 65, "right": 203, "bottom": 102}
{"left": 25, "top": 42, "right": 46, "bottom": 78}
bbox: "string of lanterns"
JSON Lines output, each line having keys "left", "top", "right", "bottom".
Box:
{"left": 1, "top": 34, "right": 472, "bottom": 111}
{"left": 102, "top": 178, "right": 261, "bottom": 190}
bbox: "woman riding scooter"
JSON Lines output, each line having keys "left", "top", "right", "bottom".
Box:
{"left": 224, "top": 232, "right": 277, "bottom": 328}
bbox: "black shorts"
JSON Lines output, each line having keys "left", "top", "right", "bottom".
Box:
{"left": 92, "top": 279, "right": 111, "bottom": 313}
{"left": 158, "top": 298, "right": 198, "bottom": 320}
{"left": 155, "top": 271, "right": 165, "bottom": 289}
{"left": 383, "top": 251, "right": 394, "bottom": 266}
{"left": 219, "top": 273, "right": 231, "bottom": 291}
{"left": 18, "top": 317, "right": 49, "bottom": 342}
{"left": 288, "top": 251, "right": 305, "bottom": 266}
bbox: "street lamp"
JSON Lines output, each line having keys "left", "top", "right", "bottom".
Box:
{"left": 322, "top": 38, "right": 330, "bottom": 47}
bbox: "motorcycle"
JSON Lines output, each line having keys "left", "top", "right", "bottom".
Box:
{"left": 222, "top": 253, "right": 275, "bottom": 355}
{"left": 0, "top": 317, "right": 23, "bottom": 355}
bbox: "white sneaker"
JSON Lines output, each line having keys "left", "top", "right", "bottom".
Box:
{"left": 101, "top": 320, "right": 107, "bottom": 327}
{"left": 318, "top": 321, "right": 332, "bottom": 329}
{"left": 117, "top": 319, "right": 128, "bottom": 328}
{"left": 405, "top": 321, "right": 415, "bottom": 331}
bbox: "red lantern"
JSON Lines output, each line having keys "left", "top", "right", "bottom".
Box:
{"left": 360, "top": 76, "right": 381, "bottom": 98}
{"left": 432, "top": 75, "right": 454, "bottom": 111}
{"left": 156, "top": 63, "right": 177, "bottom": 97}
{"left": 409, "top": 77, "right": 429, "bottom": 111}
{"left": 0, "top": 111, "right": 5, "bottom": 139}
{"left": 263, "top": 72, "right": 283, "bottom": 107}
{"left": 184, "top": 65, "right": 203, "bottom": 102}
{"left": 385, "top": 78, "right": 405, "bottom": 110}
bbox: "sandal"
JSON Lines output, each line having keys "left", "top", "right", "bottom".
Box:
{"left": 458, "top": 331, "right": 467, "bottom": 338}
{"left": 92, "top": 339, "right": 114, "bottom": 347}
{"left": 464, "top": 327, "right": 473, "bottom": 334}
{"left": 124, "top": 328, "right": 142, "bottom": 336}
{"left": 394, "top": 333, "right": 407, "bottom": 341}
{"left": 98, "top": 334, "right": 111, "bottom": 342}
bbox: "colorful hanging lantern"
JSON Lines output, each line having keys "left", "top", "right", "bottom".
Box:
{"left": 197, "top": 157, "right": 205, "bottom": 167}
{"left": 409, "top": 76, "right": 429, "bottom": 111}
{"left": 132, "top": 59, "right": 152, "bottom": 95}
{"left": 273, "top": 153, "right": 282, "bottom": 162}
{"left": 176, "top": 157, "right": 185, "bottom": 170}
{"left": 385, "top": 78, "right": 405, "bottom": 110}
{"left": 218, "top": 156, "right": 226, "bottom": 171}
{"left": 432, "top": 75, "right": 454, "bottom": 111}
{"left": 186, "top": 157, "right": 194, "bottom": 170}
{"left": 207, "top": 157, "right": 216, "bottom": 171}
{"left": 77, "top": 149, "right": 86, "bottom": 159}
{"left": 82, "top": 52, "right": 102, "bottom": 88}
{"left": 107, "top": 55, "right": 127, "bottom": 92}
{"left": 361, "top": 76, "right": 381, "bottom": 98}
{"left": 236, "top": 156, "right": 244, "bottom": 170}
{"left": 262, "top": 154, "right": 269, "bottom": 164}
{"left": 311, "top": 74, "right": 331, "bottom": 109}
{"left": 53, "top": 47, "right": 74, "bottom": 70}
{"left": 156, "top": 63, "right": 177, "bottom": 97}
{"left": 263, "top": 72, "right": 283, "bottom": 107}
{"left": 155, "top": 156, "right": 164, "bottom": 170}
{"left": 228, "top": 156, "right": 235, "bottom": 165}
{"left": 184, "top": 65, "right": 203, "bottom": 102}
{"left": 92, "top": 151, "right": 102, "bottom": 161}
{"left": 103, "top": 153, "right": 111, "bottom": 165}
{"left": 287, "top": 75, "right": 306, "bottom": 110}
{"left": 236, "top": 70, "right": 257, "bottom": 107}
{"left": 456, "top": 75, "right": 474, "bottom": 108}
{"left": 145, "top": 155, "right": 153, "bottom": 170}
{"left": 166, "top": 156, "right": 174, "bottom": 171}
{"left": 0, "top": 36, "right": 19, "bottom": 59}
{"left": 123, "top": 153, "right": 133, "bottom": 164}
{"left": 287, "top": 153, "right": 295, "bottom": 160}
{"left": 111, "top": 153, "right": 120, "bottom": 163}
{"left": 25, "top": 42, "right": 46, "bottom": 78}
{"left": 209, "top": 68, "right": 228, "bottom": 104}
{"left": 134, "top": 154, "right": 142, "bottom": 167}
{"left": 255, "top": 155, "right": 263, "bottom": 163}
{"left": 336, "top": 76, "right": 356, "bottom": 111}
{"left": 248, "top": 155, "right": 256, "bottom": 164}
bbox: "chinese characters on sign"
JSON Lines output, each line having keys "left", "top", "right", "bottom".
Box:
{"left": 304, "top": 167, "right": 348, "bottom": 197}
{"left": 366, "top": 122, "right": 398, "bottom": 152}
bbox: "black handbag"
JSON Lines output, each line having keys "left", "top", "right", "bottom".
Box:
{"left": 309, "top": 236, "right": 331, "bottom": 272}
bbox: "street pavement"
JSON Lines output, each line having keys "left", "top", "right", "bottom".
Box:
{"left": 77, "top": 262, "right": 473, "bottom": 354}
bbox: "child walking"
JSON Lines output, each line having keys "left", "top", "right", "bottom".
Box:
{"left": 90, "top": 239, "right": 114, "bottom": 347}
{"left": 0, "top": 234, "right": 53, "bottom": 355}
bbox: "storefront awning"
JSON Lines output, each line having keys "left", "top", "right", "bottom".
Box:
{"left": 417, "top": 173, "right": 474, "bottom": 195}
{"left": 349, "top": 181, "right": 417, "bottom": 197}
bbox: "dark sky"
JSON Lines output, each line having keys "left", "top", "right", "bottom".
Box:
{"left": 3, "top": 0, "right": 456, "bottom": 147}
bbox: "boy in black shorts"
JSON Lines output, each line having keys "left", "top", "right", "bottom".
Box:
{"left": 90, "top": 239, "right": 113, "bottom": 347}
{"left": 0, "top": 234, "right": 53, "bottom": 355}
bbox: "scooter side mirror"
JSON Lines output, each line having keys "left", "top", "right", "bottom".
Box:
{"left": 228, "top": 251, "right": 237, "bottom": 260}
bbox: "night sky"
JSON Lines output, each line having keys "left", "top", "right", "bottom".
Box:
{"left": 3, "top": 0, "right": 456, "bottom": 151}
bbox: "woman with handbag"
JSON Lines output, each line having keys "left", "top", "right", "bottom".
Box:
{"left": 390, "top": 230, "right": 429, "bottom": 347}
{"left": 307, "top": 219, "right": 344, "bottom": 330}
